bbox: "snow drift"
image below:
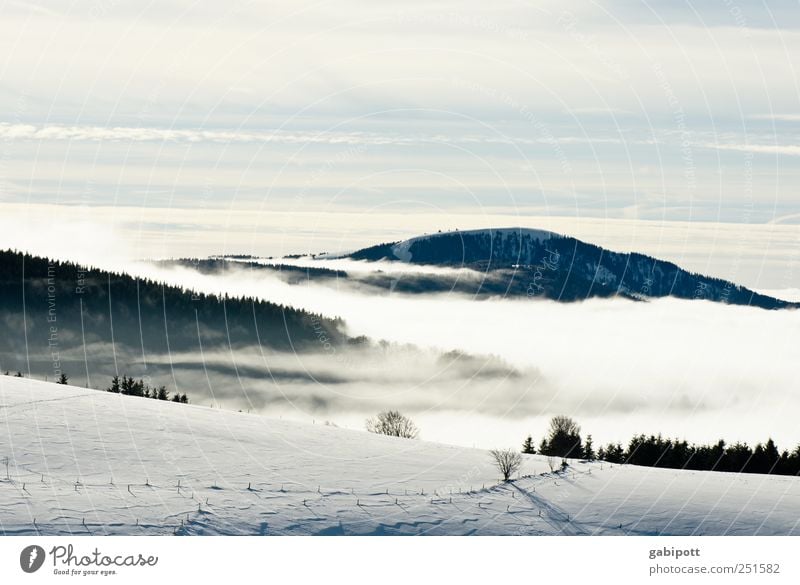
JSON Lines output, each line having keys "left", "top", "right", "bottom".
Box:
{"left": 1, "top": 376, "right": 798, "bottom": 536}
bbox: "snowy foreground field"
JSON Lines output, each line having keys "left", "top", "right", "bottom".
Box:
{"left": 1, "top": 376, "right": 799, "bottom": 536}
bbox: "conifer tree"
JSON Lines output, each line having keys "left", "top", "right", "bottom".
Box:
{"left": 522, "top": 435, "right": 535, "bottom": 454}
{"left": 584, "top": 434, "right": 595, "bottom": 460}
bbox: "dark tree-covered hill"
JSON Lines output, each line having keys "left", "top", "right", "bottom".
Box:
{"left": 0, "top": 250, "right": 346, "bottom": 381}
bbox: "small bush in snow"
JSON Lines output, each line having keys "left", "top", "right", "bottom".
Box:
{"left": 490, "top": 448, "right": 522, "bottom": 482}
{"left": 366, "top": 410, "right": 419, "bottom": 439}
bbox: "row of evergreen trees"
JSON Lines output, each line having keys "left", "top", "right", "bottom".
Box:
{"left": 2, "top": 370, "right": 188, "bottom": 404}
{"left": 106, "top": 375, "right": 188, "bottom": 403}
{"left": 5, "top": 370, "right": 68, "bottom": 383}
{"left": 522, "top": 416, "right": 800, "bottom": 476}
{"left": 597, "top": 435, "right": 800, "bottom": 476}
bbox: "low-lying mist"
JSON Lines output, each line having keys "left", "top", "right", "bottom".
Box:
{"left": 109, "top": 259, "right": 800, "bottom": 451}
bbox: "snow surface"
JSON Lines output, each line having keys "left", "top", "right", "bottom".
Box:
{"left": 1, "top": 376, "right": 798, "bottom": 536}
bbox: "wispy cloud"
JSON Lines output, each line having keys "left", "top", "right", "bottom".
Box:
{"left": 0, "top": 123, "right": 401, "bottom": 146}
{"left": 750, "top": 114, "right": 800, "bottom": 122}
{"left": 700, "top": 142, "right": 800, "bottom": 157}
{"left": 0, "top": 122, "right": 626, "bottom": 149}
{"left": 257, "top": 256, "right": 483, "bottom": 278}
{"left": 4, "top": 0, "right": 61, "bottom": 17}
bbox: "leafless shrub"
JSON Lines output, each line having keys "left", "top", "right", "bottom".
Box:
{"left": 490, "top": 448, "right": 522, "bottom": 481}
{"left": 366, "top": 410, "right": 419, "bottom": 439}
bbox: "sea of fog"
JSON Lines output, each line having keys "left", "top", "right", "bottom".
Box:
{"left": 103, "top": 259, "right": 800, "bottom": 452}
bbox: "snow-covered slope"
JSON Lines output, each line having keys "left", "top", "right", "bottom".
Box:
{"left": 1, "top": 376, "right": 798, "bottom": 536}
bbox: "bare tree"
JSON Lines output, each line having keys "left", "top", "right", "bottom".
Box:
{"left": 547, "top": 457, "right": 557, "bottom": 473}
{"left": 366, "top": 410, "right": 419, "bottom": 439}
{"left": 490, "top": 448, "right": 522, "bottom": 481}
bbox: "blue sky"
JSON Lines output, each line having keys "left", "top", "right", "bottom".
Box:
{"left": 0, "top": 0, "right": 798, "bottom": 288}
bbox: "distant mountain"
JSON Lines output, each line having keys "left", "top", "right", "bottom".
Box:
{"left": 337, "top": 228, "right": 795, "bottom": 310}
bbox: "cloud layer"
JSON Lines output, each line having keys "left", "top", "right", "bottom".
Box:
{"left": 111, "top": 260, "right": 800, "bottom": 449}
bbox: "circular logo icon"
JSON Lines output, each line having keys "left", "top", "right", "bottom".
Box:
{"left": 20, "top": 545, "right": 46, "bottom": 573}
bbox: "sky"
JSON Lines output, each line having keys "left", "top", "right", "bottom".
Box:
{"left": 0, "top": 0, "right": 798, "bottom": 292}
